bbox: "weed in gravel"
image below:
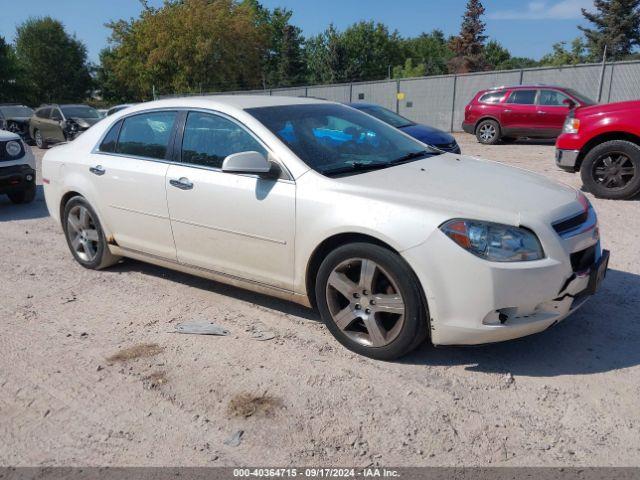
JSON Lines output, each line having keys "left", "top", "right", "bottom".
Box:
{"left": 107, "top": 343, "right": 164, "bottom": 362}
{"left": 143, "top": 371, "right": 168, "bottom": 390}
{"left": 228, "top": 391, "right": 282, "bottom": 418}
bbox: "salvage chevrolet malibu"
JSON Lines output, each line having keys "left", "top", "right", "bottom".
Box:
{"left": 42, "top": 96, "right": 609, "bottom": 359}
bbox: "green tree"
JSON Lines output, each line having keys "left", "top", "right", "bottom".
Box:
{"left": 484, "top": 39, "right": 538, "bottom": 70}
{"left": 15, "top": 17, "right": 93, "bottom": 105}
{"left": 449, "top": 0, "right": 488, "bottom": 73}
{"left": 392, "top": 58, "right": 426, "bottom": 78}
{"left": 99, "top": 0, "right": 268, "bottom": 100}
{"left": 0, "top": 36, "right": 25, "bottom": 103}
{"left": 579, "top": 0, "right": 640, "bottom": 60}
{"left": 401, "top": 30, "right": 453, "bottom": 75}
{"left": 305, "top": 24, "right": 349, "bottom": 84}
{"left": 265, "top": 8, "right": 306, "bottom": 87}
{"left": 540, "top": 37, "right": 588, "bottom": 66}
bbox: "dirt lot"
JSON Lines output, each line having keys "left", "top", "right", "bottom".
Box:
{"left": 1, "top": 134, "right": 639, "bottom": 467}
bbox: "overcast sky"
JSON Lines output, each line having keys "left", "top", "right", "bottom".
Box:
{"left": 0, "top": 0, "right": 594, "bottom": 62}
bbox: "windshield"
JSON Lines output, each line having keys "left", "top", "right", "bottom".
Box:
{"left": 0, "top": 105, "right": 34, "bottom": 118}
{"left": 61, "top": 106, "right": 100, "bottom": 119}
{"left": 353, "top": 105, "right": 414, "bottom": 128}
{"left": 564, "top": 89, "right": 596, "bottom": 106}
{"left": 246, "top": 103, "right": 439, "bottom": 176}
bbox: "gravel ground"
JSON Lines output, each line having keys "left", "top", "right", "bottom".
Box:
{"left": 1, "top": 133, "right": 639, "bottom": 467}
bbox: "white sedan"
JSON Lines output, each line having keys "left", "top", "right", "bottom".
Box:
{"left": 42, "top": 96, "right": 609, "bottom": 359}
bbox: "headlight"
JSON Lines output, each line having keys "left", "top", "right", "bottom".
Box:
{"left": 440, "top": 219, "right": 544, "bottom": 262}
{"left": 6, "top": 140, "right": 22, "bottom": 157}
{"left": 563, "top": 117, "right": 580, "bottom": 134}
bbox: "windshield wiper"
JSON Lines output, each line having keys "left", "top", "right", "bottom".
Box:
{"left": 388, "top": 149, "right": 434, "bottom": 165}
{"left": 321, "top": 161, "right": 393, "bottom": 176}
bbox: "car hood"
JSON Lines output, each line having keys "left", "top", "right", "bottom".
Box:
{"left": 332, "top": 153, "right": 580, "bottom": 226}
{"left": 70, "top": 117, "right": 100, "bottom": 129}
{"left": 399, "top": 123, "right": 455, "bottom": 145}
{"left": 576, "top": 100, "right": 640, "bottom": 118}
{"left": 0, "top": 130, "right": 21, "bottom": 141}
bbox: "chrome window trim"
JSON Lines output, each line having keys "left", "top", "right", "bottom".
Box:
{"left": 91, "top": 106, "right": 294, "bottom": 182}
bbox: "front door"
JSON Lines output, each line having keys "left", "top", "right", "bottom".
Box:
{"left": 166, "top": 111, "right": 295, "bottom": 290}
{"left": 536, "top": 89, "right": 572, "bottom": 136}
{"left": 88, "top": 111, "right": 178, "bottom": 259}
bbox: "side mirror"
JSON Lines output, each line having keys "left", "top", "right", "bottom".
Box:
{"left": 222, "top": 151, "right": 271, "bottom": 174}
{"left": 563, "top": 98, "right": 577, "bottom": 109}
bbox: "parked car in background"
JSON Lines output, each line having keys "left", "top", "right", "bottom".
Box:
{"left": 0, "top": 130, "right": 36, "bottom": 204}
{"left": 556, "top": 100, "right": 640, "bottom": 200}
{"left": 107, "top": 104, "right": 136, "bottom": 116}
{"left": 42, "top": 96, "right": 608, "bottom": 359}
{"left": 97, "top": 109, "right": 109, "bottom": 118}
{"left": 463, "top": 85, "right": 596, "bottom": 145}
{"left": 0, "top": 104, "right": 34, "bottom": 143}
{"left": 349, "top": 102, "right": 461, "bottom": 153}
{"left": 29, "top": 104, "right": 101, "bottom": 149}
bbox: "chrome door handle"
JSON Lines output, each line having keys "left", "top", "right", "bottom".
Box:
{"left": 537, "top": 111, "right": 547, "bottom": 114}
{"left": 169, "top": 177, "right": 193, "bottom": 190}
{"left": 504, "top": 109, "right": 512, "bottom": 113}
{"left": 89, "top": 165, "right": 105, "bottom": 176}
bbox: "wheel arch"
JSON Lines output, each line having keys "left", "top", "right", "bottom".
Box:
{"left": 304, "top": 232, "right": 429, "bottom": 317}
{"left": 474, "top": 116, "right": 501, "bottom": 132}
{"left": 576, "top": 131, "right": 640, "bottom": 170}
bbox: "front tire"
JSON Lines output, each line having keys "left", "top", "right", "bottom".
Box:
{"left": 475, "top": 119, "right": 501, "bottom": 145}
{"left": 62, "top": 196, "right": 120, "bottom": 269}
{"left": 315, "top": 243, "right": 428, "bottom": 360}
{"left": 8, "top": 183, "right": 36, "bottom": 204}
{"left": 580, "top": 140, "right": 640, "bottom": 200}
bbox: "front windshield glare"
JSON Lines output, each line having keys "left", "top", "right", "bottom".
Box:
{"left": 246, "top": 103, "right": 438, "bottom": 176}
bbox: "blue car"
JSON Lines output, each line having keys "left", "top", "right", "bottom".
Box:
{"left": 348, "top": 103, "right": 461, "bottom": 154}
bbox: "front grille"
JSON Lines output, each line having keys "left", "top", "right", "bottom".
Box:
{"left": 553, "top": 210, "right": 589, "bottom": 236}
{"left": 570, "top": 245, "right": 596, "bottom": 272}
{"left": 0, "top": 140, "right": 25, "bottom": 162}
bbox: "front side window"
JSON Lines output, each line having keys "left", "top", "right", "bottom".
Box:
{"left": 479, "top": 90, "right": 507, "bottom": 104}
{"left": 37, "top": 108, "right": 51, "bottom": 119}
{"left": 539, "top": 89, "right": 570, "bottom": 106}
{"left": 506, "top": 90, "right": 537, "bottom": 105}
{"left": 246, "top": 103, "right": 440, "bottom": 176}
{"left": 115, "top": 111, "right": 177, "bottom": 160}
{"left": 51, "top": 109, "right": 63, "bottom": 121}
{"left": 181, "top": 112, "right": 267, "bottom": 169}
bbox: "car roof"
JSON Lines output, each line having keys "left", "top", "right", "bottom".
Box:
{"left": 486, "top": 84, "right": 567, "bottom": 92}
{"left": 120, "top": 95, "right": 335, "bottom": 114}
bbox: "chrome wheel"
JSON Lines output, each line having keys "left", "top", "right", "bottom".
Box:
{"left": 478, "top": 123, "right": 496, "bottom": 142}
{"left": 325, "top": 258, "right": 405, "bottom": 347}
{"left": 593, "top": 152, "right": 636, "bottom": 190}
{"left": 35, "top": 130, "right": 43, "bottom": 148}
{"left": 66, "top": 205, "right": 100, "bottom": 262}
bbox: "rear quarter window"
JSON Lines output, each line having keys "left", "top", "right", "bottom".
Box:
{"left": 479, "top": 90, "right": 507, "bottom": 103}
{"left": 98, "top": 120, "right": 122, "bottom": 153}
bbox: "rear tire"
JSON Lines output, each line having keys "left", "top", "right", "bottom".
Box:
{"left": 8, "top": 183, "right": 36, "bottom": 204}
{"left": 475, "top": 119, "right": 501, "bottom": 145}
{"left": 580, "top": 140, "right": 640, "bottom": 200}
{"left": 62, "top": 196, "right": 120, "bottom": 270}
{"left": 315, "top": 242, "right": 429, "bottom": 360}
{"left": 33, "top": 129, "right": 48, "bottom": 149}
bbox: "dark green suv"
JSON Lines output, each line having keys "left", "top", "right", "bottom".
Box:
{"left": 29, "top": 104, "right": 101, "bottom": 149}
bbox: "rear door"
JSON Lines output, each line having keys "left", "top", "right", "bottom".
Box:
{"left": 501, "top": 89, "right": 538, "bottom": 135}
{"left": 536, "top": 89, "right": 572, "bottom": 136}
{"left": 49, "top": 108, "right": 66, "bottom": 143}
{"left": 88, "top": 110, "right": 178, "bottom": 259}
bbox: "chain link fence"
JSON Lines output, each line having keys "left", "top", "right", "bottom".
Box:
{"left": 163, "top": 59, "right": 640, "bottom": 132}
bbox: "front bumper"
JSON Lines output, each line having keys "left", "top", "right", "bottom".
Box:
{"left": 402, "top": 218, "right": 606, "bottom": 346}
{"left": 0, "top": 164, "right": 36, "bottom": 194}
{"left": 556, "top": 148, "right": 580, "bottom": 171}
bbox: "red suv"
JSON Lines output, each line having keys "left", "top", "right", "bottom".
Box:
{"left": 556, "top": 100, "right": 640, "bottom": 200}
{"left": 462, "top": 85, "right": 595, "bottom": 145}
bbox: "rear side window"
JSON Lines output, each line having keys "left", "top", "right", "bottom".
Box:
{"left": 115, "top": 112, "right": 177, "bottom": 160}
{"left": 181, "top": 112, "right": 266, "bottom": 169}
{"left": 539, "top": 89, "right": 570, "bottom": 106}
{"left": 506, "top": 90, "right": 537, "bottom": 105}
{"left": 99, "top": 120, "right": 122, "bottom": 153}
{"left": 479, "top": 90, "right": 506, "bottom": 103}
{"left": 36, "top": 108, "right": 51, "bottom": 119}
